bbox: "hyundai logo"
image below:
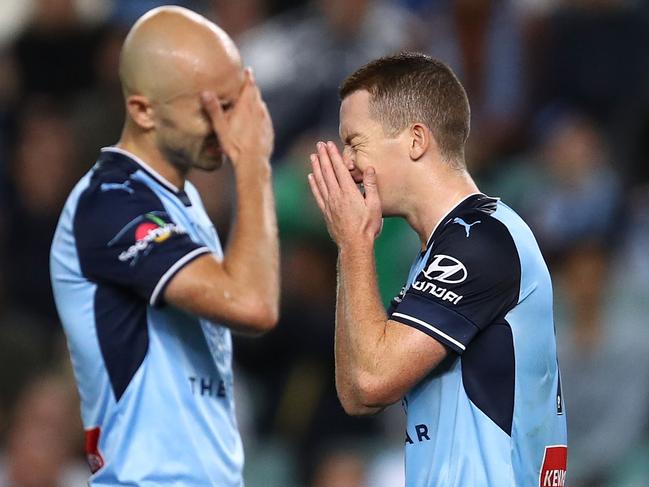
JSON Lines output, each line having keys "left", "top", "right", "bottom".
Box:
{"left": 422, "top": 254, "right": 467, "bottom": 284}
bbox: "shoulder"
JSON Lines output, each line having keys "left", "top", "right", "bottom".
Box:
{"left": 74, "top": 162, "right": 166, "bottom": 225}
{"left": 433, "top": 204, "right": 520, "bottom": 275}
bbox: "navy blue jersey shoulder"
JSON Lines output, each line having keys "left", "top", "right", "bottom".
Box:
{"left": 430, "top": 195, "right": 521, "bottom": 327}
{"left": 390, "top": 194, "right": 521, "bottom": 353}
{"left": 73, "top": 153, "right": 206, "bottom": 303}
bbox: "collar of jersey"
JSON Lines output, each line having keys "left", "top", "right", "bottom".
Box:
{"left": 424, "top": 192, "right": 498, "bottom": 249}
{"left": 100, "top": 146, "right": 183, "bottom": 194}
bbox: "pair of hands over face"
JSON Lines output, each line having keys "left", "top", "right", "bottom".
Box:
{"left": 308, "top": 141, "right": 383, "bottom": 248}
{"left": 199, "top": 67, "right": 381, "bottom": 246}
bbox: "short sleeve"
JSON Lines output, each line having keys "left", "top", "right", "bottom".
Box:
{"left": 390, "top": 216, "right": 521, "bottom": 354}
{"left": 73, "top": 178, "right": 211, "bottom": 306}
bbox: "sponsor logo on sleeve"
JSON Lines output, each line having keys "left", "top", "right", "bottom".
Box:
{"left": 411, "top": 254, "right": 467, "bottom": 305}
{"left": 539, "top": 445, "right": 567, "bottom": 487}
{"left": 423, "top": 254, "right": 467, "bottom": 284}
{"left": 108, "top": 211, "right": 186, "bottom": 265}
{"left": 100, "top": 180, "right": 134, "bottom": 194}
{"left": 452, "top": 217, "right": 481, "bottom": 237}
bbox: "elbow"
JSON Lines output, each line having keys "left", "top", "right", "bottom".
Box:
{"left": 340, "top": 397, "right": 379, "bottom": 417}
{"left": 253, "top": 305, "right": 279, "bottom": 334}
{"left": 338, "top": 372, "right": 398, "bottom": 416}
{"left": 241, "top": 300, "right": 279, "bottom": 334}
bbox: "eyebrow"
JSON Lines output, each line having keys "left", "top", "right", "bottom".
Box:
{"left": 342, "top": 132, "right": 360, "bottom": 145}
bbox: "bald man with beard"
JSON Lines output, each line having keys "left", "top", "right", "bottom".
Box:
{"left": 50, "top": 7, "right": 279, "bottom": 486}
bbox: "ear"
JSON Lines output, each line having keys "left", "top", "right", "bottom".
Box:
{"left": 409, "top": 123, "right": 431, "bottom": 161}
{"left": 126, "top": 95, "right": 155, "bottom": 130}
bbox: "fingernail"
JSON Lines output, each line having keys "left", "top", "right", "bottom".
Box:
{"left": 367, "top": 167, "right": 375, "bottom": 176}
{"left": 201, "top": 91, "right": 214, "bottom": 103}
{"left": 317, "top": 141, "right": 325, "bottom": 149}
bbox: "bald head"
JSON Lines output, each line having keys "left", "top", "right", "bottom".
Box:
{"left": 119, "top": 6, "right": 242, "bottom": 101}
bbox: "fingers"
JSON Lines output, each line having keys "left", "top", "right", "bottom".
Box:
{"left": 201, "top": 91, "right": 226, "bottom": 134}
{"left": 307, "top": 173, "right": 326, "bottom": 213}
{"left": 310, "top": 153, "right": 329, "bottom": 202}
{"left": 316, "top": 142, "right": 341, "bottom": 194}
{"left": 362, "top": 166, "right": 381, "bottom": 214}
{"left": 326, "top": 141, "right": 356, "bottom": 190}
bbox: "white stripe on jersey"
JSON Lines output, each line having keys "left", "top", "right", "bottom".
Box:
{"left": 392, "top": 312, "right": 466, "bottom": 351}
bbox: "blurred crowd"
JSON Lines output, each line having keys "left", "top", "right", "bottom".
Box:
{"left": 0, "top": 0, "right": 648, "bottom": 486}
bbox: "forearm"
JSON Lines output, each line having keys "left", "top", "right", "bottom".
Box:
{"left": 335, "top": 258, "right": 369, "bottom": 413}
{"left": 223, "top": 162, "right": 279, "bottom": 319}
{"left": 336, "top": 240, "right": 389, "bottom": 413}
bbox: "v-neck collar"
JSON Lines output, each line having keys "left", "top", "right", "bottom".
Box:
{"left": 99, "top": 146, "right": 192, "bottom": 206}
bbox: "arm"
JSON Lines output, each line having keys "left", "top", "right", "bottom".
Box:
{"left": 309, "top": 142, "right": 447, "bottom": 415}
{"left": 164, "top": 69, "right": 279, "bottom": 334}
{"left": 334, "top": 255, "right": 383, "bottom": 416}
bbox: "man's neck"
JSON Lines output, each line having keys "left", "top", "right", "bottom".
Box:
{"left": 404, "top": 166, "right": 480, "bottom": 250}
{"left": 116, "top": 131, "right": 185, "bottom": 189}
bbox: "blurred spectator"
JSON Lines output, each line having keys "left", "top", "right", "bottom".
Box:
{"left": 534, "top": 1, "right": 649, "bottom": 122}
{"left": 70, "top": 26, "right": 126, "bottom": 166}
{"left": 311, "top": 446, "right": 366, "bottom": 487}
{"left": 0, "top": 311, "right": 53, "bottom": 439}
{"left": 209, "top": 0, "right": 269, "bottom": 41}
{"left": 483, "top": 108, "right": 622, "bottom": 260}
{"left": 10, "top": 0, "right": 105, "bottom": 100}
{"left": 240, "top": 0, "right": 418, "bottom": 158}
{"left": 419, "top": 0, "right": 528, "bottom": 171}
{"left": 2, "top": 99, "right": 81, "bottom": 325}
{"left": 0, "top": 373, "right": 86, "bottom": 487}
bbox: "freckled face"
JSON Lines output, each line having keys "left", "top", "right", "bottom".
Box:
{"left": 339, "top": 90, "right": 409, "bottom": 215}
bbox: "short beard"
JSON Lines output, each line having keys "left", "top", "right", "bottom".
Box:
{"left": 159, "top": 144, "right": 193, "bottom": 176}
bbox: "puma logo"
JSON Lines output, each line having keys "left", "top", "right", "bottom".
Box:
{"left": 100, "top": 180, "right": 134, "bottom": 194}
{"left": 452, "top": 217, "right": 481, "bottom": 237}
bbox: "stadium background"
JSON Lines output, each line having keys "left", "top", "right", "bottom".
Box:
{"left": 0, "top": 0, "right": 648, "bottom": 485}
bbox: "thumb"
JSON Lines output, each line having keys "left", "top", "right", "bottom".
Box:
{"left": 363, "top": 166, "right": 380, "bottom": 210}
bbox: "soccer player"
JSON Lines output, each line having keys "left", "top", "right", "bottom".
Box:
{"left": 308, "top": 53, "right": 567, "bottom": 486}
{"left": 50, "top": 7, "right": 279, "bottom": 486}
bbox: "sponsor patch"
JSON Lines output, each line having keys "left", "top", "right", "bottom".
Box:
{"left": 108, "top": 211, "right": 186, "bottom": 265}
{"left": 411, "top": 254, "right": 467, "bottom": 305}
{"left": 423, "top": 254, "right": 467, "bottom": 284}
{"left": 539, "top": 445, "right": 567, "bottom": 487}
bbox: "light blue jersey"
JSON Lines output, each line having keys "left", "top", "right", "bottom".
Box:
{"left": 388, "top": 194, "right": 567, "bottom": 487}
{"left": 50, "top": 147, "right": 244, "bottom": 486}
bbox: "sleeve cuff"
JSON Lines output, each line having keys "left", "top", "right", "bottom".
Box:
{"left": 390, "top": 292, "right": 480, "bottom": 354}
{"left": 149, "top": 247, "right": 211, "bottom": 306}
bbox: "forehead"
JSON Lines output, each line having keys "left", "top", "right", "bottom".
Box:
{"left": 339, "top": 90, "right": 374, "bottom": 137}
{"left": 195, "top": 57, "right": 244, "bottom": 102}
{"left": 340, "top": 90, "right": 372, "bottom": 123}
